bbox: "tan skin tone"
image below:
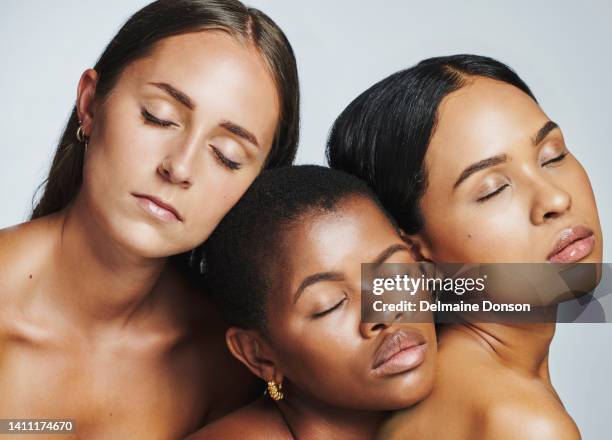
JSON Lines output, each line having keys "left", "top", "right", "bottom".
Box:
{"left": 378, "top": 77, "right": 603, "bottom": 440}
{"left": 187, "top": 196, "right": 437, "bottom": 440}
{"left": 0, "top": 31, "right": 280, "bottom": 439}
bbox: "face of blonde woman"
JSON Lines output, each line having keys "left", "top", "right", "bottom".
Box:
{"left": 78, "top": 31, "right": 280, "bottom": 258}
{"left": 417, "top": 77, "right": 602, "bottom": 264}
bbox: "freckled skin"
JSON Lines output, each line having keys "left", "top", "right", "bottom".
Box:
{"left": 0, "top": 31, "right": 280, "bottom": 439}
{"left": 379, "top": 78, "right": 602, "bottom": 440}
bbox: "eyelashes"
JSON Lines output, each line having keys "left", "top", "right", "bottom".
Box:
{"left": 476, "top": 184, "right": 509, "bottom": 203}
{"left": 542, "top": 151, "right": 568, "bottom": 166}
{"left": 141, "top": 108, "right": 177, "bottom": 128}
{"left": 210, "top": 145, "right": 242, "bottom": 170}
{"left": 476, "top": 151, "right": 568, "bottom": 203}
{"left": 141, "top": 107, "right": 242, "bottom": 171}
{"left": 312, "top": 297, "right": 348, "bottom": 319}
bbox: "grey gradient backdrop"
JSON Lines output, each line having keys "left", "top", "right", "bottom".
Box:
{"left": 1, "top": 1, "right": 610, "bottom": 438}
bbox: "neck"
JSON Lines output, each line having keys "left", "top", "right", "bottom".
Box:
{"left": 441, "top": 321, "right": 556, "bottom": 379}
{"left": 44, "top": 198, "right": 167, "bottom": 330}
{"left": 275, "top": 388, "right": 386, "bottom": 440}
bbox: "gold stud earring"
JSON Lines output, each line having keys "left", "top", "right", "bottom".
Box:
{"left": 266, "top": 380, "right": 284, "bottom": 401}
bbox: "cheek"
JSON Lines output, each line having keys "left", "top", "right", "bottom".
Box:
{"left": 85, "top": 103, "right": 162, "bottom": 189}
{"left": 426, "top": 202, "right": 531, "bottom": 262}
{"left": 271, "top": 324, "right": 368, "bottom": 399}
{"left": 186, "top": 169, "right": 260, "bottom": 243}
{"left": 276, "top": 327, "right": 358, "bottom": 375}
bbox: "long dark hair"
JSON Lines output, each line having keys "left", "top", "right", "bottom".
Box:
{"left": 31, "top": 0, "right": 300, "bottom": 220}
{"left": 327, "top": 54, "right": 535, "bottom": 234}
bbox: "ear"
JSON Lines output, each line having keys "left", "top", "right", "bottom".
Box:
{"left": 399, "top": 228, "right": 434, "bottom": 262}
{"left": 225, "top": 327, "right": 283, "bottom": 384}
{"left": 76, "top": 68, "right": 99, "bottom": 136}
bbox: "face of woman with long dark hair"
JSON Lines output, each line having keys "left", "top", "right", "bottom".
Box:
{"left": 76, "top": 31, "right": 279, "bottom": 258}
{"left": 415, "top": 77, "right": 602, "bottom": 264}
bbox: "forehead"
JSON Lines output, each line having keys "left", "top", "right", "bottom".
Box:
{"left": 133, "top": 31, "right": 267, "bottom": 80}
{"left": 282, "top": 197, "right": 403, "bottom": 281}
{"left": 427, "top": 77, "right": 549, "bottom": 171}
{"left": 112, "top": 30, "right": 280, "bottom": 144}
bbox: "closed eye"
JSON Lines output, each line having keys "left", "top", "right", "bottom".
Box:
{"left": 141, "top": 108, "right": 177, "bottom": 128}
{"left": 476, "top": 184, "right": 509, "bottom": 203}
{"left": 312, "top": 297, "right": 347, "bottom": 319}
{"left": 542, "top": 151, "right": 568, "bottom": 166}
{"left": 210, "top": 145, "right": 242, "bottom": 170}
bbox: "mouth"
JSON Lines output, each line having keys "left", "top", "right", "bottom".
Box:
{"left": 133, "top": 193, "right": 183, "bottom": 222}
{"left": 547, "top": 225, "right": 595, "bottom": 263}
{"left": 371, "top": 329, "right": 427, "bottom": 377}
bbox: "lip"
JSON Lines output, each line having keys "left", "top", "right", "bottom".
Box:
{"left": 133, "top": 193, "right": 183, "bottom": 222}
{"left": 371, "top": 329, "right": 427, "bottom": 377}
{"left": 547, "top": 225, "right": 595, "bottom": 263}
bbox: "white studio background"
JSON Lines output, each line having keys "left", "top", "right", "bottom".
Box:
{"left": 1, "top": 1, "right": 611, "bottom": 438}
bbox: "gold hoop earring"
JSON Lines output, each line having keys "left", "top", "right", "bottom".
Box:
{"left": 266, "top": 381, "right": 284, "bottom": 401}
{"left": 76, "top": 125, "right": 86, "bottom": 143}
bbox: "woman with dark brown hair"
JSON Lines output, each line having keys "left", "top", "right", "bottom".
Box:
{"left": 0, "top": 1, "right": 299, "bottom": 438}
{"left": 328, "top": 54, "right": 603, "bottom": 439}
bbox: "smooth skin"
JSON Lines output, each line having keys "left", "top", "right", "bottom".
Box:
{"left": 187, "top": 196, "right": 437, "bottom": 440}
{"left": 0, "top": 31, "right": 279, "bottom": 439}
{"left": 378, "top": 78, "right": 602, "bottom": 440}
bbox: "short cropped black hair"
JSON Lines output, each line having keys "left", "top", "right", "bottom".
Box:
{"left": 202, "top": 165, "right": 397, "bottom": 331}
{"left": 327, "top": 54, "right": 536, "bottom": 234}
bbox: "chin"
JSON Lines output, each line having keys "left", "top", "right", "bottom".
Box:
{"left": 379, "top": 384, "right": 434, "bottom": 411}
{"left": 109, "top": 221, "right": 193, "bottom": 259}
{"left": 378, "top": 369, "right": 436, "bottom": 410}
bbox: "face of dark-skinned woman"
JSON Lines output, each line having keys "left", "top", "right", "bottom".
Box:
{"left": 249, "top": 196, "right": 437, "bottom": 410}
{"left": 414, "top": 77, "right": 603, "bottom": 265}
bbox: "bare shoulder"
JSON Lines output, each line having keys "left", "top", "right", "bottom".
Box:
{"left": 185, "top": 398, "right": 288, "bottom": 440}
{"left": 155, "top": 265, "right": 263, "bottom": 423}
{"left": 437, "top": 331, "right": 581, "bottom": 439}
{"left": 381, "top": 326, "right": 581, "bottom": 440}
{"left": 477, "top": 400, "right": 581, "bottom": 440}
{"left": 0, "top": 215, "right": 57, "bottom": 284}
{"left": 0, "top": 216, "right": 58, "bottom": 328}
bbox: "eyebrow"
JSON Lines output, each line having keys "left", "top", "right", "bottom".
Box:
{"left": 149, "top": 82, "right": 195, "bottom": 110}
{"left": 532, "top": 121, "right": 559, "bottom": 146}
{"left": 292, "top": 243, "right": 412, "bottom": 304}
{"left": 453, "top": 120, "right": 560, "bottom": 190}
{"left": 453, "top": 154, "right": 509, "bottom": 189}
{"left": 372, "top": 243, "right": 412, "bottom": 267}
{"left": 293, "top": 272, "right": 345, "bottom": 304}
{"left": 149, "top": 82, "right": 261, "bottom": 149}
{"left": 219, "top": 120, "right": 261, "bottom": 149}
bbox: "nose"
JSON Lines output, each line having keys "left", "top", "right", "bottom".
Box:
{"left": 530, "top": 179, "right": 571, "bottom": 225}
{"left": 359, "top": 312, "right": 403, "bottom": 339}
{"left": 157, "top": 142, "right": 197, "bottom": 188}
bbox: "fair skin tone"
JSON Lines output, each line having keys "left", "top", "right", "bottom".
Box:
{"left": 0, "top": 30, "right": 280, "bottom": 439}
{"left": 378, "top": 78, "right": 602, "bottom": 440}
{"left": 188, "top": 197, "right": 437, "bottom": 439}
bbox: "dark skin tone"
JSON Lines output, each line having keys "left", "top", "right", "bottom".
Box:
{"left": 187, "top": 196, "right": 437, "bottom": 440}
{"left": 378, "top": 77, "right": 603, "bottom": 440}
{"left": 0, "top": 31, "right": 280, "bottom": 439}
